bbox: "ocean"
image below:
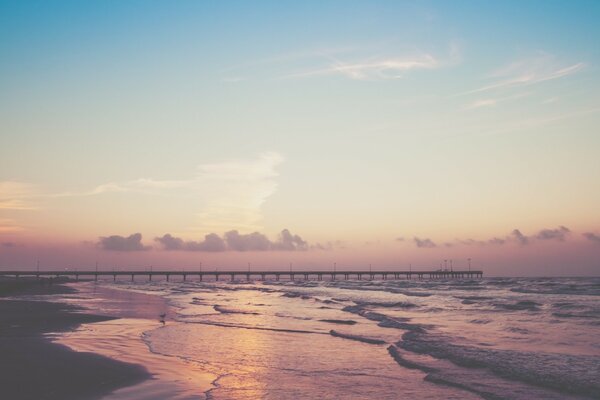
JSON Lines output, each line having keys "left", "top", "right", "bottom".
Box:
{"left": 54, "top": 276, "right": 600, "bottom": 399}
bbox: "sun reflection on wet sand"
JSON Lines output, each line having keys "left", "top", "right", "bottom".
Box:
{"left": 53, "top": 318, "right": 216, "bottom": 400}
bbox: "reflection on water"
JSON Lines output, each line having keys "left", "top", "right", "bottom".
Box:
{"left": 54, "top": 277, "right": 600, "bottom": 399}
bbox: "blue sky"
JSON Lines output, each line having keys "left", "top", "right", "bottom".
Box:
{"left": 1, "top": 1, "right": 599, "bottom": 274}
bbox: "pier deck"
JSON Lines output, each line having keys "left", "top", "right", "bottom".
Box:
{"left": 0, "top": 269, "right": 482, "bottom": 281}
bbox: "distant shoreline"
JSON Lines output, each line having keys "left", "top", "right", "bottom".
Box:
{"left": 0, "top": 278, "right": 151, "bottom": 400}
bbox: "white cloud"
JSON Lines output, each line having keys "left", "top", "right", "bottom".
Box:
{"left": 463, "top": 92, "right": 531, "bottom": 110}
{"left": 0, "top": 152, "right": 284, "bottom": 235}
{"left": 87, "top": 152, "right": 283, "bottom": 232}
{"left": 462, "top": 53, "right": 585, "bottom": 95}
{"left": 287, "top": 54, "right": 439, "bottom": 80}
{"left": 464, "top": 98, "right": 497, "bottom": 110}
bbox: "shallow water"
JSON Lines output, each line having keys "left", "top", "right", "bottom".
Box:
{"left": 60, "top": 277, "right": 600, "bottom": 399}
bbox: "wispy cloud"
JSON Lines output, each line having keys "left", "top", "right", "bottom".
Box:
{"left": 464, "top": 98, "right": 497, "bottom": 110}
{"left": 461, "top": 53, "right": 585, "bottom": 95}
{"left": 288, "top": 54, "right": 439, "bottom": 80}
{"left": 456, "top": 107, "right": 600, "bottom": 138}
{"left": 1, "top": 152, "right": 284, "bottom": 234}
{"left": 0, "top": 181, "right": 38, "bottom": 210}
{"left": 230, "top": 42, "right": 460, "bottom": 82}
{"left": 0, "top": 218, "right": 25, "bottom": 233}
{"left": 463, "top": 92, "right": 531, "bottom": 110}
{"left": 111, "top": 152, "right": 283, "bottom": 233}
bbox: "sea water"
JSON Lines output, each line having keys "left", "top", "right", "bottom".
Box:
{"left": 72, "top": 277, "right": 600, "bottom": 399}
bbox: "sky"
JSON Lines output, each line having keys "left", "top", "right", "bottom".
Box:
{"left": 1, "top": 1, "right": 599, "bottom": 275}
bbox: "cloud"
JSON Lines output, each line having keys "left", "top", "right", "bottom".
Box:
{"left": 282, "top": 41, "right": 462, "bottom": 81}
{"left": 404, "top": 225, "right": 575, "bottom": 249}
{"left": 464, "top": 99, "right": 497, "bottom": 110}
{"left": 272, "top": 229, "right": 308, "bottom": 251}
{"left": 459, "top": 238, "right": 487, "bottom": 246}
{"left": 510, "top": 229, "right": 530, "bottom": 245}
{"left": 583, "top": 232, "right": 600, "bottom": 243}
{"left": 224, "top": 230, "right": 271, "bottom": 251}
{"left": 463, "top": 53, "right": 585, "bottom": 95}
{"left": 311, "top": 240, "right": 346, "bottom": 251}
{"left": 155, "top": 229, "right": 308, "bottom": 252}
{"left": 11, "top": 152, "right": 284, "bottom": 235}
{"left": 536, "top": 226, "right": 570, "bottom": 241}
{"left": 1, "top": 242, "right": 16, "bottom": 247}
{"left": 414, "top": 237, "right": 436, "bottom": 248}
{"left": 0, "top": 181, "right": 37, "bottom": 210}
{"left": 227, "top": 43, "right": 459, "bottom": 82}
{"left": 155, "top": 233, "right": 226, "bottom": 252}
{"left": 290, "top": 54, "right": 439, "bottom": 80}
{"left": 97, "top": 233, "right": 151, "bottom": 252}
{"left": 0, "top": 218, "right": 25, "bottom": 233}
{"left": 463, "top": 92, "right": 531, "bottom": 110}
{"left": 154, "top": 233, "right": 183, "bottom": 250}
{"left": 488, "top": 237, "right": 506, "bottom": 245}
{"left": 396, "top": 237, "right": 405, "bottom": 242}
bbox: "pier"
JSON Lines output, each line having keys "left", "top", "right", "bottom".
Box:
{"left": 0, "top": 269, "right": 483, "bottom": 282}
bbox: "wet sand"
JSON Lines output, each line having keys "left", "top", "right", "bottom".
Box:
{"left": 53, "top": 283, "right": 217, "bottom": 399}
{"left": 0, "top": 278, "right": 150, "bottom": 400}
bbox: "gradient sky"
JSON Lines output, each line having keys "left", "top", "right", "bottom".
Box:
{"left": 1, "top": 1, "right": 599, "bottom": 275}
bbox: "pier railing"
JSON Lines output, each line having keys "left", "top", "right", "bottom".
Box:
{"left": 0, "top": 269, "right": 483, "bottom": 281}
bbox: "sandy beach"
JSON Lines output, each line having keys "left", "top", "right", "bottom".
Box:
{"left": 0, "top": 278, "right": 151, "bottom": 400}
{"left": 0, "top": 277, "right": 217, "bottom": 400}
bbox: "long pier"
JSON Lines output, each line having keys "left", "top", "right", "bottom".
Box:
{"left": 0, "top": 269, "right": 483, "bottom": 282}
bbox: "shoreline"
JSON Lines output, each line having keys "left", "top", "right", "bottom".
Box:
{"left": 0, "top": 278, "right": 151, "bottom": 400}
{"left": 54, "top": 282, "right": 217, "bottom": 399}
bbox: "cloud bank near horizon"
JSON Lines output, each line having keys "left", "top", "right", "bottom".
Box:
{"left": 405, "top": 226, "right": 598, "bottom": 249}
{"left": 97, "top": 229, "right": 309, "bottom": 252}
{"left": 90, "top": 225, "right": 600, "bottom": 252}
{"left": 97, "top": 233, "right": 151, "bottom": 252}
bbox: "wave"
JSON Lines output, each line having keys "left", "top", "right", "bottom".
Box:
{"left": 469, "top": 319, "right": 492, "bottom": 324}
{"left": 493, "top": 300, "right": 541, "bottom": 311}
{"left": 504, "top": 326, "right": 531, "bottom": 334}
{"left": 329, "top": 330, "right": 386, "bottom": 345}
{"left": 184, "top": 320, "right": 325, "bottom": 335}
{"left": 387, "top": 345, "right": 576, "bottom": 400}
{"left": 387, "top": 345, "right": 435, "bottom": 372}
{"left": 510, "top": 285, "right": 600, "bottom": 296}
{"left": 274, "top": 312, "right": 312, "bottom": 321}
{"left": 213, "top": 305, "right": 260, "bottom": 315}
{"left": 354, "top": 300, "right": 417, "bottom": 308}
{"left": 398, "top": 331, "right": 600, "bottom": 398}
{"left": 394, "top": 291, "right": 432, "bottom": 297}
{"left": 552, "top": 311, "right": 600, "bottom": 320}
{"left": 319, "top": 319, "right": 357, "bottom": 325}
{"left": 341, "top": 305, "right": 427, "bottom": 333}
